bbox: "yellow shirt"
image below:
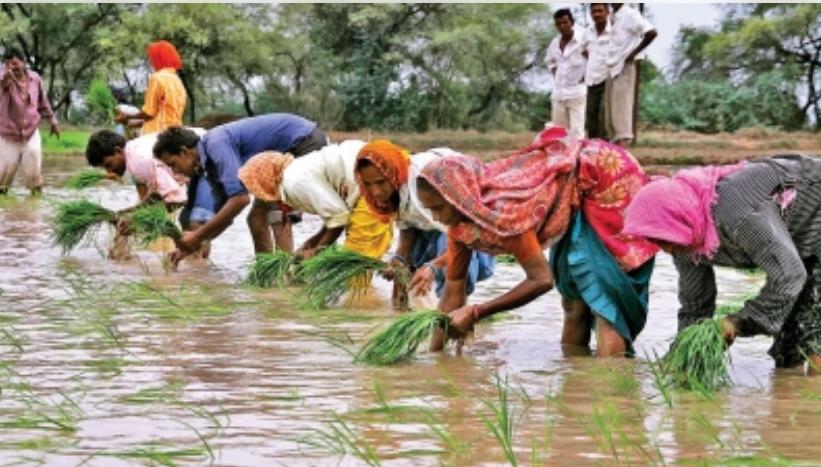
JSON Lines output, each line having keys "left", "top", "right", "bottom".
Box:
{"left": 140, "top": 68, "right": 187, "bottom": 134}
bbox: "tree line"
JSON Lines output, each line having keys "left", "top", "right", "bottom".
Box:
{"left": 1, "top": 3, "right": 818, "bottom": 133}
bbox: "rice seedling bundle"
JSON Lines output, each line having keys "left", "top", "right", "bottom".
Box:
{"left": 65, "top": 169, "right": 107, "bottom": 189}
{"left": 354, "top": 309, "right": 450, "bottom": 365}
{"left": 296, "top": 246, "right": 405, "bottom": 309}
{"left": 662, "top": 317, "right": 731, "bottom": 391}
{"left": 51, "top": 200, "right": 116, "bottom": 253}
{"left": 129, "top": 203, "right": 182, "bottom": 246}
{"left": 245, "top": 251, "right": 295, "bottom": 287}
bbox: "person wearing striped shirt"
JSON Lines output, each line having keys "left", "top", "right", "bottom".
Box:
{"left": 623, "top": 155, "right": 821, "bottom": 375}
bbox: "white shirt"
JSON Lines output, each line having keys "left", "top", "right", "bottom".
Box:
{"left": 606, "top": 4, "right": 654, "bottom": 78}
{"left": 280, "top": 140, "right": 366, "bottom": 228}
{"left": 123, "top": 127, "right": 206, "bottom": 203}
{"left": 396, "top": 149, "right": 453, "bottom": 233}
{"left": 583, "top": 23, "right": 611, "bottom": 86}
{"left": 547, "top": 29, "right": 587, "bottom": 101}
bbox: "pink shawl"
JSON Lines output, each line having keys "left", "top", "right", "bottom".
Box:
{"left": 622, "top": 163, "right": 746, "bottom": 260}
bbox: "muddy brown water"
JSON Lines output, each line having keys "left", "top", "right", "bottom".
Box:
{"left": 0, "top": 157, "right": 819, "bottom": 466}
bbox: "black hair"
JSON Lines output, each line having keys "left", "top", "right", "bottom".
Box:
{"left": 2, "top": 48, "right": 24, "bottom": 61}
{"left": 416, "top": 175, "right": 435, "bottom": 194}
{"left": 589, "top": 3, "right": 609, "bottom": 11}
{"left": 553, "top": 8, "right": 574, "bottom": 23}
{"left": 85, "top": 129, "right": 126, "bottom": 167}
{"left": 355, "top": 158, "right": 374, "bottom": 172}
{"left": 153, "top": 126, "right": 200, "bottom": 159}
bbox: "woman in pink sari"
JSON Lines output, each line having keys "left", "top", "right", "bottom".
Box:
{"left": 418, "top": 126, "right": 657, "bottom": 357}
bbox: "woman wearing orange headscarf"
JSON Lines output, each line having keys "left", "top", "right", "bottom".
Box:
{"left": 238, "top": 140, "right": 394, "bottom": 260}
{"left": 354, "top": 140, "right": 494, "bottom": 308}
{"left": 116, "top": 40, "right": 187, "bottom": 135}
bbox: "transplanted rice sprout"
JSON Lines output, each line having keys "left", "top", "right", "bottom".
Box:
{"left": 65, "top": 169, "right": 108, "bottom": 189}
{"left": 128, "top": 203, "right": 182, "bottom": 246}
{"left": 662, "top": 317, "right": 731, "bottom": 391}
{"left": 51, "top": 200, "right": 117, "bottom": 254}
{"left": 295, "top": 246, "right": 405, "bottom": 309}
{"left": 245, "top": 251, "right": 295, "bottom": 287}
{"left": 354, "top": 309, "right": 450, "bottom": 366}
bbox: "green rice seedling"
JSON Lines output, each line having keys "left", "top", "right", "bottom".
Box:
{"left": 662, "top": 317, "right": 731, "bottom": 392}
{"left": 301, "top": 412, "right": 382, "bottom": 466}
{"left": 51, "top": 199, "right": 116, "bottom": 253}
{"left": 645, "top": 349, "right": 674, "bottom": 409}
{"left": 64, "top": 169, "right": 107, "bottom": 189}
{"left": 354, "top": 309, "right": 450, "bottom": 366}
{"left": 295, "top": 246, "right": 405, "bottom": 309}
{"left": 128, "top": 203, "right": 182, "bottom": 246}
{"left": 244, "top": 250, "right": 295, "bottom": 287}
{"left": 480, "top": 374, "right": 524, "bottom": 466}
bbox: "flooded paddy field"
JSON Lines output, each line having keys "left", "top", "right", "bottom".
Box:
{"left": 1, "top": 157, "right": 819, "bottom": 466}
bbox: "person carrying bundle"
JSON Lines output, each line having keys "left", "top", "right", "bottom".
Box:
{"left": 623, "top": 155, "right": 821, "bottom": 375}
{"left": 152, "top": 113, "right": 328, "bottom": 265}
{"left": 115, "top": 40, "right": 187, "bottom": 135}
{"left": 237, "top": 140, "right": 393, "bottom": 261}
{"left": 417, "top": 126, "right": 657, "bottom": 357}
{"left": 353, "top": 140, "right": 494, "bottom": 309}
{"left": 84, "top": 128, "right": 215, "bottom": 259}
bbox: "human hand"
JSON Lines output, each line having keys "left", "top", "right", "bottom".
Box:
{"left": 114, "top": 111, "right": 128, "bottom": 124}
{"left": 167, "top": 248, "right": 190, "bottom": 268}
{"left": 408, "top": 264, "right": 435, "bottom": 296}
{"left": 175, "top": 230, "right": 201, "bottom": 254}
{"left": 295, "top": 246, "right": 318, "bottom": 260}
{"left": 720, "top": 317, "right": 736, "bottom": 347}
{"left": 115, "top": 217, "right": 133, "bottom": 236}
{"left": 50, "top": 123, "right": 60, "bottom": 138}
{"left": 448, "top": 304, "right": 479, "bottom": 338}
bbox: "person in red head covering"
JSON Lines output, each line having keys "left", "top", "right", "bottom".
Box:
{"left": 115, "top": 40, "right": 187, "bottom": 135}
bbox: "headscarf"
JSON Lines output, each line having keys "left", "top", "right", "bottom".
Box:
{"left": 146, "top": 40, "right": 182, "bottom": 71}
{"left": 418, "top": 128, "right": 578, "bottom": 239}
{"left": 622, "top": 162, "right": 746, "bottom": 261}
{"left": 355, "top": 140, "right": 410, "bottom": 219}
{"left": 238, "top": 151, "right": 294, "bottom": 202}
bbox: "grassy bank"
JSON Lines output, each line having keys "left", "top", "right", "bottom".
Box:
{"left": 44, "top": 125, "right": 820, "bottom": 166}
{"left": 42, "top": 128, "right": 91, "bottom": 156}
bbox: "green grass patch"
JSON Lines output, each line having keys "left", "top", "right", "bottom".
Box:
{"left": 42, "top": 129, "right": 90, "bottom": 155}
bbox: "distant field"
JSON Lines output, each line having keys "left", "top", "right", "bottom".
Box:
{"left": 43, "top": 125, "right": 820, "bottom": 166}
{"left": 41, "top": 128, "right": 91, "bottom": 156}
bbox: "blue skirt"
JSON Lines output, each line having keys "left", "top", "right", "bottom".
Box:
{"left": 409, "top": 230, "right": 494, "bottom": 296}
{"left": 549, "top": 211, "right": 655, "bottom": 345}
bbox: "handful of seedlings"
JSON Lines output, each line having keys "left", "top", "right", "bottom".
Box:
{"left": 64, "top": 170, "right": 108, "bottom": 189}
{"left": 295, "top": 246, "right": 408, "bottom": 309}
{"left": 128, "top": 203, "right": 182, "bottom": 246}
{"left": 662, "top": 317, "right": 731, "bottom": 391}
{"left": 51, "top": 199, "right": 117, "bottom": 253}
{"left": 245, "top": 251, "right": 295, "bottom": 287}
{"left": 354, "top": 309, "right": 450, "bottom": 365}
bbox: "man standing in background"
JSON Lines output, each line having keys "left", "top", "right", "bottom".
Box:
{"left": 0, "top": 48, "right": 60, "bottom": 196}
{"left": 583, "top": 4, "right": 611, "bottom": 140}
{"left": 605, "top": 3, "right": 656, "bottom": 147}
{"left": 547, "top": 8, "right": 587, "bottom": 139}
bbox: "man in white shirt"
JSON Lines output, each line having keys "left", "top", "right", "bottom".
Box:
{"left": 605, "top": 3, "right": 657, "bottom": 146}
{"left": 547, "top": 8, "right": 587, "bottom": 139}
{"left": 583, "top": 3, "right": 611, "bottom": 139}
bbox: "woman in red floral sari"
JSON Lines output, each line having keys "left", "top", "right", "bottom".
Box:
{"left": 418, "top": 126, "right": 657, "bottom": 357}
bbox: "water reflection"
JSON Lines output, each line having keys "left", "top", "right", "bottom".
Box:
{"left": 0, "top": 158, "right": 818, "bottom": 465}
